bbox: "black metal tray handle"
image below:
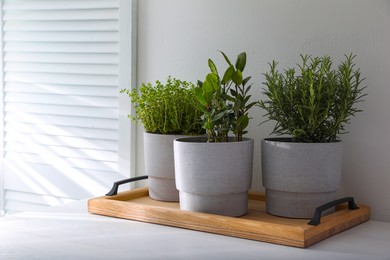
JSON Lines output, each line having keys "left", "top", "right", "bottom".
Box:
{"left": 308, "top": 197, "right": 360, "bottom": 226}
{"left": 106, "top": 175, "right": 148, "bottom": 196}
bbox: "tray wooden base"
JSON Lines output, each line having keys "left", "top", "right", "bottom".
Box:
{"left": 88, "top": 187, "right": 370, "bottom": 248}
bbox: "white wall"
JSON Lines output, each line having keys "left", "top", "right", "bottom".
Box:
{"left": 137, "top": 0, "right": 390, "bottom": 222}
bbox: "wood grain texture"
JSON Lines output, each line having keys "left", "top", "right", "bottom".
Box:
{"left": 88, "top": 187, "right": 370, "bottom": 248}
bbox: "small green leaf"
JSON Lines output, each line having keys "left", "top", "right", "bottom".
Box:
{"left": 237, "top": 114, "right": 249, "bottom": 129}
{"left": 222, "top": 65, "right": 234, "bottom": 85}
{"left": 246, "top": 101, "right": 257, "bottom": 110}
{"left": 242, "top": 76, "right": 251, "bottom": 87}
{"left": 230, "top": 89, "right": 237, "bottom": 97}
{"left": 235, "top": 52, "right": 246, "bottom": 72}
{"left": 208, "top": 59, "right": 218, "bottom": 75}
{"left": 205, "top": 73, "right": 219, "bottom": 92}
{"left": 213, "top": 111, "right": 226, "bottom": 121}
{"left": 202, "top": 82, "right": 213, "bottom": 103}
{"left": 219, "top": 50, "right": 232, "bottom": 66}
{"left": 195, "top": 87, "right": 207, "bottom": 106}
{"left": 232, "top": 70, "right": 243, "bottom": 85}
{"left": 244, "top": 84, "right": 252, "bottom": 95}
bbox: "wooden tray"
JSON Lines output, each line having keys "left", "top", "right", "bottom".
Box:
{"left": 88, "top": 187, "right": 370, "bottom": 248}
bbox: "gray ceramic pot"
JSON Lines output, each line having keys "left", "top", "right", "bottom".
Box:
{"left": 174, "top": 137, "right": 254, "bottom": 217}
{"left": 261, "top": 138, "right": 343, "bottom": 218}
{"left": 144, "top": 132, "right": 185, "bottom": 202}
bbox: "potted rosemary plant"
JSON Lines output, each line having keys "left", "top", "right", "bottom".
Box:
{"left": 258, "top": 54, "right": 367, "bottom": 218}
{"left": 121, "top": 77, "right": 203, "bottom": 202}
{"left": 174, "top": 51, "right": 256, "bottom": 217}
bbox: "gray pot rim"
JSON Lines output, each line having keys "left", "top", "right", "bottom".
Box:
{"left": 263, "top": 137, "right": 342, "bottom": 144}
{"left": 144, "top": 131, "right": 195, "bottom": 136}
{"left": 175, "top": 136, "right": 253, "bottom": 143}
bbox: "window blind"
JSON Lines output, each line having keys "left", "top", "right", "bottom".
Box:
{"left": 1, "top": 0, "right": 133, "bottom": 214}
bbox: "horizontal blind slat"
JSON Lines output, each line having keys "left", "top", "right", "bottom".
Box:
{"left": 5, "top": 142, "right": 117, "bottom": 161}
{"left": 5, "top": 104, "right": 117, "bottom": 119}
{"left": 4, "top": 53, "right": 117, "bottom": 64}
{"left": 3, "top": 0, "right": 119, "bottom": 11}
{"left": 5, "top": 132, "right": 117, "bottom": 151}
{"left": 5, "top": 83, "right": 117, "bottom": 96}
{"left": 3, "top": 9, "right": 119, "bottom": 21}
{"left": 4, "top": 31, "right": 118, "bottom": 42}
{"left": 5, "top": 72, "right": 118, "bottom": 86}
{"left": 4, "top": 163, "right": 121, "bottom": 198}
{"left": 5, "top": 62, "right": 118, "bottom": 75}
{"left": 5, "top": 122, "right": 117, "bottom": 140}
{"left": 4, "top": 42, "right": 118, "bottom": 53}
{"left": 4, "top": 20, "right": 118, "bottom": 32}
{"left": 5, "top": 152, "right": 118, "bottom": 172}
{"left": 5, "top": 112, "right": 118, "bottom": 129}
{"left": 5, "top": 93, "right": 117, "bottom": 107}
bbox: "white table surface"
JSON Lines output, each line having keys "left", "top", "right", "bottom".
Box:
{"left": 1, "top": 199, "right": 390, "bottom": 260}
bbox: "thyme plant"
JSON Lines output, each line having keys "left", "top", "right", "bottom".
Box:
{"left": 120, "top": 76, "right": 203, "bottom": 135}
{"left": 196, "top": 51, "right": 255, "bottom": 142}
{"left": 258, "top": 54, "right": 367, "bottom": 143}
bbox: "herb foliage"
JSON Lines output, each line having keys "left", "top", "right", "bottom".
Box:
{"left": 258, "top": 54, "right": 367, "bottom": 143}
{"left": 121, "top": 76, "right": 203, "bottom": 135}
{"left": 196, "top": 51, "right": 256, "bottom": 142}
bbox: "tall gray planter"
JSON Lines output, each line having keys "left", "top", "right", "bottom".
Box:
{"left": 174, "top": 137, "right": 254, "bottom": 217}
{"left": 261, "top": 138, "right": 343, "bottom": 218}
{"left": 144, "top": 132, "right": 185, "bottom": 202}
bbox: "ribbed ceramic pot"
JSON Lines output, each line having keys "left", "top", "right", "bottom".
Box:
{"left": 144, "top": 132, "right": 186, "bottom": 202}
{"left": 261, "top": 138, "right": 343, "bottom": 218}
{"left": 174, "top": 136, "right": 254, "bottom": 217}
